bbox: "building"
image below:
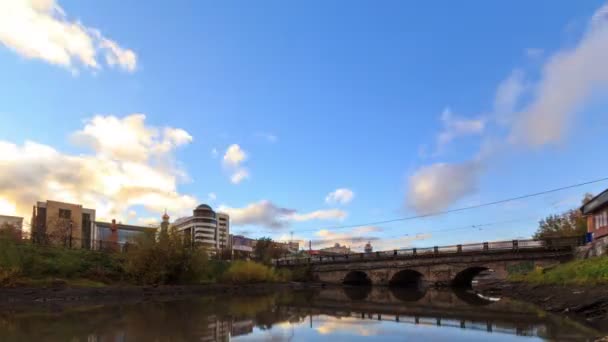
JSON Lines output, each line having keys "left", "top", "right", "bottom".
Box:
{"left": 31, "top": 200, "right": 96, "bottom": 248}
{"left": 172, "top": 204, "right": 230, "bottom": 253}
{"left": 0, "top": 215, "right": 24, "bottom": 231}
{"left": 0, "top": 215, "right": 24, "bottom": 239}
{"left": 364, "top": 241, "right": 373, "bottom": 253}
{"left": 320, "top": 243, "right": 351, "bottom": 255}
{"left": 217, "top": 212, "right": 229, "bottom": 249}
{"left": 581, "top": 189, "right": 608, "bottom": 240}
{"left": 92, "top": 220, "right": 157, "bottom": 250}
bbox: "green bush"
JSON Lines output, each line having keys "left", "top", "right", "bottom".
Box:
{"left": 510, "top": 257, "right": 608, "bottom": 285}
{"left": 220, "top": 261, "right": 280, "bottom": 284}
{"left": 122, "top": 232, "right": 209, "bottom": 285}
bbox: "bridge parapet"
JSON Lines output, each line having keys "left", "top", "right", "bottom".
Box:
{"left": 274, "top": 236, "right": 585, "bottom": 267}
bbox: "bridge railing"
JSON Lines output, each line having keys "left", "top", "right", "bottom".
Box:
{"left": 273, "top": 236, "right": 585, "bottom": 266}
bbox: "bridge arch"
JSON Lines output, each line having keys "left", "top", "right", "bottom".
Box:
{"left": 389, "top": 269, "right": 424, "bottom": 288}
{"left": 451, "top": 266, "right": 493, "bottom": 289}
{"left": 343, "top": 271, "right": 372, "bottom": 286}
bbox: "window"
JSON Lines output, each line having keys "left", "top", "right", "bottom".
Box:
{"left": 595, "top": 211, "right": 608, "bottom": 229}
{"left": 58, "top": 209, "right": 71, "bottom": 219}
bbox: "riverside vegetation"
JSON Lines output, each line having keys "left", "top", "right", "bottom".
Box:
{"left": 510, "top": 256, "right": 608, "bottom": 285}
{"left": 0, "top": 226, "right": 308, "bottom": 287}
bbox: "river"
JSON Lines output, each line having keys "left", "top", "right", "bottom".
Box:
{"left": 0, "top": 286, "right": 602, "bottom": 341}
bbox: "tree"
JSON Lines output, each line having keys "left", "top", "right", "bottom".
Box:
{"left": 533, "top": 194, "right": 592, "bottom": 239}
{"left": 254, "top": 237, "right": 285, "bottom": 264}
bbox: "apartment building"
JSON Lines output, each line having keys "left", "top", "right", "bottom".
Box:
{"left": 172, "top": 204, "right": 230, "bottom": 253}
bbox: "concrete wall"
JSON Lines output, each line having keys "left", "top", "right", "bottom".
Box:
{"left": 577, "top": 235, "right": 608, "bottom": 258}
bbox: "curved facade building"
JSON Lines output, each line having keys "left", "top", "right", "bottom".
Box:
{"left": 173, "top": 204, "right": 230, "bottom": 252}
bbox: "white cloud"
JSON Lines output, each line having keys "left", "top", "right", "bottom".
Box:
{"left": 222, "top": 144, "right": 249, "bottom": 184}
{"left": 0, "top": 114, "right": 197, "bottom": 224}
{"left": 0, "top": 0, "right": 138, "bottom": 72}
{"left": 312, "top": 226, "right": 431, "bottom": 251}
{"left": 435, "top": 108, "right": 485, "bottom": 151}
{"left": 291, "top": 209, "right": 347, "bottom": 222}
{"left": 207, "top": 192, "right": 217, "bottom": 202}
{"left": 223, "top": 144, "right": 247, "bottom": 166}
{"left": 218, "top": 200, "right": 347, "bottom": 230}
{"left": 511, "top": 4, "right": 608, "bottom": 146}
{"left": 230, "top": 169, "right": 249, "bottom": 184}
{"left": 494, "top": 69, "right": 528, "bottom": 120}
{"left": 325, "top": 188, "right": 355, "bottom": 205}
{"left": 407, "top": 160, "right": 483, "bottom": 214}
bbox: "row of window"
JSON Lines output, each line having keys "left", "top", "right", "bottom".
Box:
{"left": 595, "top": 211, "right": 608, "bottom": 229}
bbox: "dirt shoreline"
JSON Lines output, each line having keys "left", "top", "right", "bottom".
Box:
{"left": 480, "top": 282, "right": 608, "bottom": 331}
{"left": 0, "top": 282, "right": 316, "bottom": 309}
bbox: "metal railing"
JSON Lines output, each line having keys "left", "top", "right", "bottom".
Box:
{"left": 273, "top": 236, "right": 585, "bottom": 266}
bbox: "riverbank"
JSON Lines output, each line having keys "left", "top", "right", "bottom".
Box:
{"left": 0, "top": 282, "right": 319, "bottom": 309}
{"left": 480, "top": 282, "right": 608, "bottom": 330}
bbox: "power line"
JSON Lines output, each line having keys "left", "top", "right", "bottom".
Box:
{"left": 298, "top": 216, "right": 535, "bottom": 246}
{"left": 279, "top": 176, "right": 608, "bottom": 234}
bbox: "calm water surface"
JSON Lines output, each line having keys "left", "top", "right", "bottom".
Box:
{"left": 0, "top": 287, "right": 601, "bottom": 341}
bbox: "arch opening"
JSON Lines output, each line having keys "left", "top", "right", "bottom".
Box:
{"left": 342, "top": 271, "right": 372, "bottom": 286}
{"left": 389, "top": 270, "right": 424, "bottom": 289}
{"left": 452, "top": 267, "right": 493, "bottom": 289}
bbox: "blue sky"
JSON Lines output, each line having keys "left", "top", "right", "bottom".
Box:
{"left": 1, "top": 0, "right": 608, "bottom": 251}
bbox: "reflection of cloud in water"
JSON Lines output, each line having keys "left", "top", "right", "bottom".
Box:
{"left": 315, "top": 315, "right": 383, "bottom": 336}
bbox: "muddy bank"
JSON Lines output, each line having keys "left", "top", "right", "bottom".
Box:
{"left": 0, "top": 282, "right": 320, "bottom": 309}
{"left": 480, "top": 282, "right": 608, "bottom": 331}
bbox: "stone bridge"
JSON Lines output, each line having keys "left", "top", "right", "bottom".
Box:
{"left": 275, "top": 237, "right": 584, "bottom": 287}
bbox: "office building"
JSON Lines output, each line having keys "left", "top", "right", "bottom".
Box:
{"left": 31, "top": 200, "right": 96, "bottom": 249}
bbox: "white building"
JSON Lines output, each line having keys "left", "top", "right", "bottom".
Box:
{"left": 172, "top": 204, "right": 230, "bottom": 252}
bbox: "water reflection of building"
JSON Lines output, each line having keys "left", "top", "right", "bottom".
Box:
{"left": 231, "top": 319, "right": 254, "bottom": 337}
{"left": 200, "top": 315, "right": 231, "bottom": 342}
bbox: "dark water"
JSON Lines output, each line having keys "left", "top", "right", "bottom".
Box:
{"left": 0, "top": 287, "right": 602, "bottom": 341}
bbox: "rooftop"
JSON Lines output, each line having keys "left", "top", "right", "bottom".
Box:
{"left": 581, "top": 188, "right": 608, "bottom": 215}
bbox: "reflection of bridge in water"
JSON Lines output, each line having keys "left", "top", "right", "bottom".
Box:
{"left": 277, "top": 287, "right": 598, "bottom": 340}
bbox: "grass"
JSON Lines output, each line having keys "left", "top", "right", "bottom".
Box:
{"left": 510, "top": 256, "right": 608, "bottom": 285}
{"left": 220, "top": 261, "right": 286, "bottom": 284}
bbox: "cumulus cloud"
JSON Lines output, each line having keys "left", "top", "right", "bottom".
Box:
{"left": 511, "top": 3, "right": 608, "bottom": 146}
{"left": 0, "top": 0, "right": 138, "bottom": 72}
{"left": 222, "top": 144, "right": 249, "bottom": 184}
{"left": 325, "top": 188, "right": 355, "bottom": 205}
{"left": 0, "top": 114, "right": 197, "bottom": 224}
{"left": 407, "top": 160, "right": 483, "bottom": 214}
{"left": 435, "top": 108, "right": 485, "bottom": 152}
{"left": 218, "top": 200, "right": 347, "bottom": 230}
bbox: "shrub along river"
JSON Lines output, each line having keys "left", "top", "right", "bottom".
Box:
{"left": 0, "top": 286, "right": 603, "bottom": 341}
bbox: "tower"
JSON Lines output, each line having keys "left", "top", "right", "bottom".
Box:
{"left": 159, "top": 210, "right": 170, "bottom": 240}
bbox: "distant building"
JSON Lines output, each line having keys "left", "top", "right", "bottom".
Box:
{"left": 172, "top": 204, "right": 230, "bottom": 253}
{"left": 0, "top": 215, "right": 23, "bottom": 231}
{"left": 364, "top": 241, "right": 373, "bottom": 253}
{"left": 230, "top": 234, "right": 255, "bottom": 253}
{"left": 320, "top": 243, "right": 351, "bottom": 255}
{"left": 92, "top": 220, "right": 156, "bottom": 250}
{"left": 31, "top": 200, "right": 96, "bottom": 249}
{"left": 581, "top": 189, "right": 608, "bottom": 240}
{"left": 0, "top": 214, "right": 24, "bottom": 239}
